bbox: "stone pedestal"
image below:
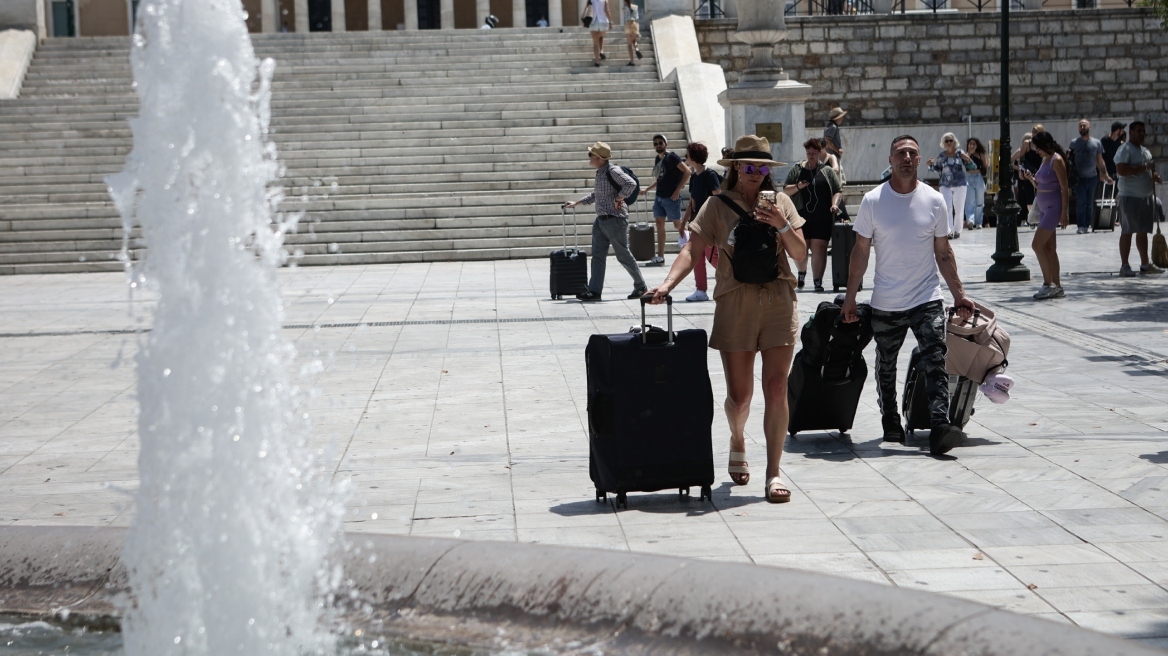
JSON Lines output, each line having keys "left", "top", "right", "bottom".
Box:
{"left": 719, "top": 79, "right": 812, "bottom": 173}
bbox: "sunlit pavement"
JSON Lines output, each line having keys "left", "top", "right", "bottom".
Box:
{"left": 3, "top": 226, "right": 1168, "bottom": 646}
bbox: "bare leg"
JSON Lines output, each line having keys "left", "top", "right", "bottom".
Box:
{"left": 809, "top": 238, "right": 829, "bottom": 281}
{"left": 1046, "top": 232, "right": 1060, "bottom": 287}
{"left": 1120, "top": 233, "right": 1133, "bottom": 267}
{"left": 655, "top": 216, "right": 666, "bottom": 258}
{"left": 1137, "top": 232, "right": 1151, "bottom": 266}
{"left": 626, "top": 33, "right": 635, "bottom": 63}
{"left": 1032, "top": 229, "right": 1053, "bottom": 285}
{"left": 591, "top": 31, "right": 602, "bottom": 63}
{"left": 720, "top": 350, "right": 756, "bottom": 485}
{"left": 760, "top": 345, "right": 795, "bottom": 501}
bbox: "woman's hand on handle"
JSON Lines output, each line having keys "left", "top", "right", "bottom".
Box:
{"left": 646, "top": 286, "right": 670, "bottom": 304}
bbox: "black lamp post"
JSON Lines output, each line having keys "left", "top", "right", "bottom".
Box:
{"left": 986, "top": 0, "right": 1030, "bottom": 283}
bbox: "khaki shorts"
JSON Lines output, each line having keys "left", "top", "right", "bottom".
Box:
{"left": 624, "top": 20, "right": 639, "bottom": 36}
{"left": 709, "top": 283, "right": 799, "bottom": 352}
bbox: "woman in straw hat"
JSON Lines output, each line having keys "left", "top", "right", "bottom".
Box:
{"left": 647, "top": 135, "right": 807, "bottom": 504}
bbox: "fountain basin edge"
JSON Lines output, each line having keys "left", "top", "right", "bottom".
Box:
{"left": 0, "top": 526, "right": 1154, "bottom": 655}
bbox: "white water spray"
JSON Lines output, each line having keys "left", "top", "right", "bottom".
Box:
{"left": 108, "top": 1, "right": 342, "bottom": 654}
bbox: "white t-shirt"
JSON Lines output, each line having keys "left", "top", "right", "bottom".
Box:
{"left": 852, "top": 181, "right": 949, "bottom": 312}
{"left": 591, "top": 0, "right": 609, "bottom": 23}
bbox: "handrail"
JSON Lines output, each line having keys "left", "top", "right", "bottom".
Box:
{"left": 784, "top": 0, "right": 875, "bottom": 15}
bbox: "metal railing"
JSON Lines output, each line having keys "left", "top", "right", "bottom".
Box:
{"left": 783, "top": 0, "right": 875, "bottom": 15}
{"left": 693, "top": 0, "right": 727, "bottom": 18}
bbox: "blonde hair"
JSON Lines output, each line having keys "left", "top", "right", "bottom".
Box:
{"left": 940, "top": 132, "right": 958, "bottom": 149}
{"left": 1032, "top": 124, "right": 1045, "bottom": 135}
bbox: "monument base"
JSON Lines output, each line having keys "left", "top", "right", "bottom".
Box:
{"left": 719, "top": 78, "right": 813, "bottom": 176}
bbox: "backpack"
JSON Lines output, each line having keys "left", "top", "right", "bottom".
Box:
{"left": 799, "top": 300, "right": 873, "bottom": 382}
{"left": 715, "top": 194, "right": 779, "bottom": 284}
{"left": 607, "top": 165, "right": 640, "bottom": 205}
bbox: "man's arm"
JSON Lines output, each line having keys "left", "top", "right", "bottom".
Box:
{"left": 1096, "top": 151, "right": 1114, "bottom": 184}
{"left": 673, "top": 160, "right": 691, "bottom": 201}
{"left": 934, "top": 236, "right": 974, "bottom": 316}
{"left": 840, "top": 234, "right": 871, "bottom": 322}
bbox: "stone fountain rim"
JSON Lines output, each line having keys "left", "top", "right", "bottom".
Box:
{"left": 0, "top": 525, "right": 1158, "bottom": 655}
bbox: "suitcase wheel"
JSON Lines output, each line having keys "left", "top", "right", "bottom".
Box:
{"left": 616, "top": 492, "right": 628, "bottom": 509}
{"left": 679, "top": 487, "right": 690, "bottom": 499}
{"left": 595, "top": 488, "right": 605, "bottom": 503}
{"left": 700, "top": 485, "right": 712, "bottom": 502}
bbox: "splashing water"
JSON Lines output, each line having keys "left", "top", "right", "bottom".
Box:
{"left": 108, "top": 1, "right": 343, "bottom": 654}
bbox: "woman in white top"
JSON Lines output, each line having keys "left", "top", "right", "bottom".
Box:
{"left": 623, "top": 0, "right": 642, "bottom": 66}
{"left": 584, "top": 0, "right": 612, "bottom": 67}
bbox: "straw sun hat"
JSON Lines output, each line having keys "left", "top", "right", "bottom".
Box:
{"left": 716, "top": 135, "right": 785, "bottom": 168}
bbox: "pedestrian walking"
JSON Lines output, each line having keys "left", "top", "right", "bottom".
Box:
{"left": 784, "top": 137, "right": 843, "bottom": 293}
{"left": 1114, "top": 121, "right": 1165, "bottom": 276}
{"left": 480, "top": 14, "right": 499, "bottom": 28}
{"left": 644, "top": 134, "right": 690, "bottom": 266}
{"left": 564, "top": 141, "right": 647, "bottom": 301}
{"left": 1101, "top": 121, "right": 1126, "bottom": 181}
{"left": 964, "top": 138, "right": 988, "bottom": 229}
{"left": 1068, "top": 119, "right": 1114, "bottom": 234}
{"left": 823, "top": 107, "right": 847, "bottom": 181}
{"left": 622, "top": 0, "right": 642, "bottom": 66}
{"left": 678, "top": 142, "right": 723, "bottom": 302}
{"left": 841, "top": 135, "right": 975, "bottom": 456}
{"left": 927, "top": 133, "right": 971, "bottom": 239}
{"left": 647, "top": 135, "right": 807, "bottom": 503}
{"left": 584, "top": 0, "right": 611, "bottom": 67}
{"left": 1012, "top": 133, "right": 1041, "bottom": 223}
{"left": 1027, "top": 131, "right": 1070, "bottom": 300}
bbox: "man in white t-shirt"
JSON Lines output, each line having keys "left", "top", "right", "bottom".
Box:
{"left": 841, "top": 135, "right": 975, "bottom": 455}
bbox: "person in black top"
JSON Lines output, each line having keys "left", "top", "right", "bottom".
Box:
{"left": 1101, "top": 121, "right": 1126, "bottom": 182}
{"left": 964, "top": 138, "right": 988, "bottom": 229}
{"left": 644, "top": 134, "right": 690, "bottom": 266}
{"left": 1012, "top": 133, "right": 1042, "bottom": 223}
{"left": 678, "top": 142, "right": 723, "bottom": 301}
{"left": 783, "top": 138, "right": 843, "bottom": 292}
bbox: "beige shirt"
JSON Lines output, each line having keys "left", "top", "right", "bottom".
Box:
{"left": 688, "top": 189, "right": 805, "bottom": 300}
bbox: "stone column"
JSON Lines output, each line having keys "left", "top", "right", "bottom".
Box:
{"left": 513, "top": 0, "right": 526, "bottom": 27}
{"left": 476, "top": 0, "right": 489, "bottom": 25}
{"left": 261, "top": 0, "right": 278, "bottom": 31}
{"left": 332, "top": 0, "right": 347, "bottom": 30}
{"left": 441, "top": 0, "right": 454, "bottom": 28}
{"left": 294, "top": 0, "right": 309, "bottom": 31}
{"left": 549, "top": 0, "right": 562, "bottom": 26}
{"left": 368, "top": 0, "right": 382, "bottom": 28}
{"left": 404, "top": 0, "right": 419, "bottom": 29}
{"left": 717, "top": 0, "right": 811, "bottom": 172}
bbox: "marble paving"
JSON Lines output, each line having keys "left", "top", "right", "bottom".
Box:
{"left": 3, "top": 226, "right": 1168, "bottom": 647}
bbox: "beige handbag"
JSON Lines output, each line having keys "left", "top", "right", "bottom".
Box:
{"left": 945, "top": 302, "right": 1010, "bottom": 384}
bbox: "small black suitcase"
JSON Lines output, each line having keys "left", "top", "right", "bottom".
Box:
{"left": 629, "top": 218, "right": 655, "bottom": 262}
{"left": 903, "top": 347, "right": 977, "bottom": 432}
{"left": 1093, "top": 182, "right": 1116, "bottom": 232}
{"left": 787, "top": 301, "right": 871, "bottom": 436}
{"left": 830, "top": 222, "right": 859, "bottom": 292}
{"left": 586, "top": 297, "right": 715, "bottom": 508}
{"left": 550, "top": 206, "right": 589, "bottom": 300}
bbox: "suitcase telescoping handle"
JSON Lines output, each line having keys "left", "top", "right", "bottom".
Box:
{"left": 560, "top": 204, "right": 580, "bottom": 253}
{"left": 639, "top": 294, "right": 674, "bottom": 346}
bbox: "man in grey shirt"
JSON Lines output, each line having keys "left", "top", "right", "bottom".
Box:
{"left": 1068, "top": 119, "right": 1114, "bottom": 234}
{"left": 565, "top": 141, "right": 647, "bottom": 301}
{"left": 1114, "top": 121, "right": 1163, "bottom": 277}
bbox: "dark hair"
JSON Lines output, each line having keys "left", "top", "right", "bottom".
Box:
{"left": 1031, "top": 131, "right": 1066, "bottom": 160}
{"left": 890, "top": 134, "right": 919, "bottom": 153}
{"left": 802, "top": 137, "right": 823, "bottom": 151}
{"left": 686, "top": 142, "right": 709, "bottom": 164}
{"left": 966, "top": 138, "right": 986, "bottom": 157}
{"left": 1130, "top": 120, "right": 1146, "bottom": 131}
{"left": 722, "top": 161, "right": 777, "bottom": 192}
{"left": 721, "top": 147, "right": 734, "bottom": 159}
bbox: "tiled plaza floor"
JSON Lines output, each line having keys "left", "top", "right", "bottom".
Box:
{"left": 3, "top": 226, "right": 1168, "bottom": 647}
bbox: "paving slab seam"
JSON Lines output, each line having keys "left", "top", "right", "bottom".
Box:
{"left": 993, "top": 305, "right": 1168, "bottom": 372}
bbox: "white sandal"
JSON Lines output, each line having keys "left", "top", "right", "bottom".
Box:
{"left": 765, "top": 476, "right": 791, "bottom": 504}
{"left": 728, "top": 450, "right": 749, "bottom": 486}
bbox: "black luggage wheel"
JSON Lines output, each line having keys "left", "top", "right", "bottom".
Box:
{"left": 701, "top": 485, "right": 712, "bottom": 502}
{"left": 616, "top": 492, "right": 628, "bottom": 509}
{"left": 679, "top": 487, "right": 690, "bottom": 499}
{"left": 595, "top": 488, "right": 605, "bottom": 503}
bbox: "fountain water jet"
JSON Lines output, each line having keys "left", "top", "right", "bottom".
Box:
{"left": 108, "top": 1, "right": 343, "bottom": 654}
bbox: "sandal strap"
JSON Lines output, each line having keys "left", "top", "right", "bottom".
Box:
{"left": 729, "top": 451, "right": 748, "bottom": 460}
{"left": 728, "top": 465, "right": 750, "bottom": 474}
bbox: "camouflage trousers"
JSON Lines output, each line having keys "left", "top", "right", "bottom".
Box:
{"left": 871, "top": 300, "right": 949, "bottom": 427}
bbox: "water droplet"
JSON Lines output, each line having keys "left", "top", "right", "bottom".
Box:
{"left": 163, "top": 368, "right": 171, "bottom": 377}
{"left": 370, "top": 513, "right": 378, "bottom": 520}
{"left": 258, "top": 451, "right": 267, "bottom": 458}
{"left": 233, "top": 435, "right": 240, "bottom": 441}
{"left": 327, "top": 243, "right": 339, "bottom": 253}
{"left": 453, "top": 529, "right": 461, "bottom": 537}
{"left": 248, "top": 618, "right": 255, "bottom": 625}
{"left": 174, "top": 636, "right": 181, "bottom": 644}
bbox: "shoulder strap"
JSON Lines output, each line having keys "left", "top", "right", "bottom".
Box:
{"left": 606, "top": 166, "right": 627, "bottom": 191}
{"left": 715, "top": 193, "right": 753, "bottom": 222}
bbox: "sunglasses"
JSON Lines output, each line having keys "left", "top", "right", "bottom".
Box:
{"left": 944, "top": 140, "right": 955, "bottom": 144}
{"left": 740, "top": 164, "right": 771, "bottom": 176}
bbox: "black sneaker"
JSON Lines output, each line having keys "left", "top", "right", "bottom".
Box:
{"left": 636, "top": 49, "right": 643, "bottom": 59}
{"left": 882, "top": 416, "right": 905, "bottom": 443}
{"left": 599, "top": 52, "right": 606, "bottom": 60}
{"left": 797, "top": 273, "right": 806, "bottom": 290}
{"left": 576, "top": 290, "right": 602, "bottom": 302}
{"left": 929, "top": 423, "right": 963, "bottom": 455}
{"left": 628, "top": 287, "right": 648, "bottom": 300}
{"left": 813, "top": 279, "right": 824, "bottom": 293}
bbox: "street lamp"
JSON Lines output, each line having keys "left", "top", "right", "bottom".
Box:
{"left": 986, "top": 0, "right": 1030, "bottom": 283}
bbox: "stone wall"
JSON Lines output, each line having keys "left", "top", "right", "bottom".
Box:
{"left": 696, "top": 9, "right": 1168, "bottom": 153}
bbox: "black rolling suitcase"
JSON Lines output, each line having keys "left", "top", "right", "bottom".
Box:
{"left": 586, "top": 296, "right": 715, "bottom": 508}
{"left": 629, "top": 205, "right": 656, "bottom": 262}
{"left": 787, "top": 300, "right": 872, "bottom": 436}
{"left": 1093, "top": 182, "right": 1116, "bottom": 232}
{"left": 830, "top": 222, "right": 860, "bottom": 292}
{"left": 550, "top": 206, "right": 589, "bottom": 300}
{"left": 902, "top": 347, "right": 977, "bottom": 432}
